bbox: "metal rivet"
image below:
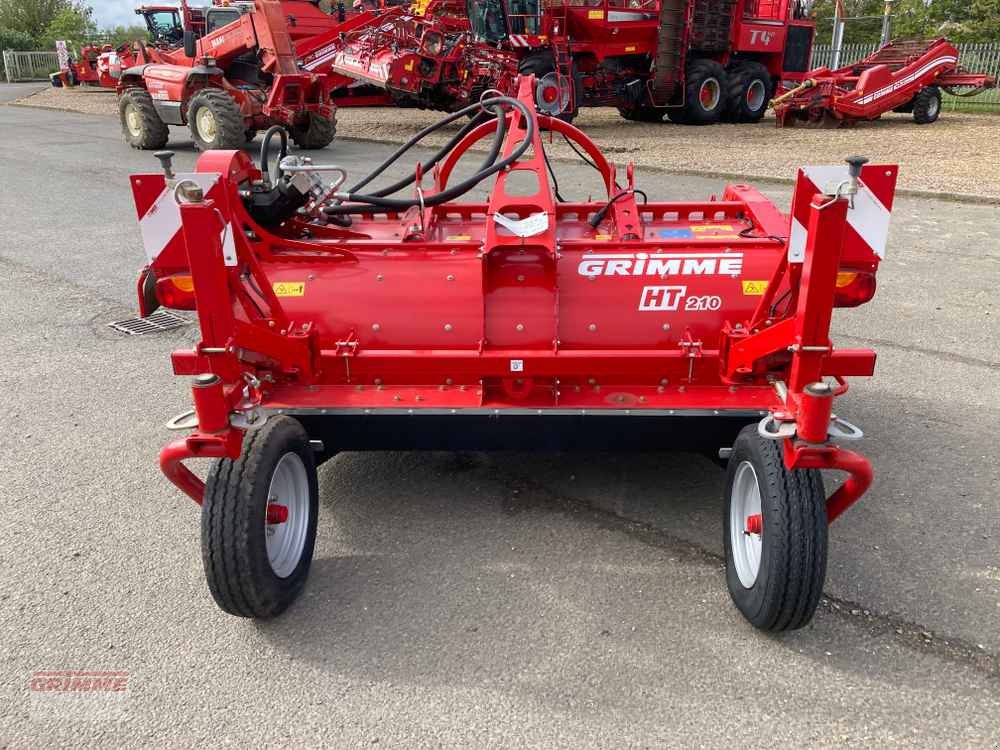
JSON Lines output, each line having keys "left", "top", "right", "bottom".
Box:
{"left": 588, "top": 378, "right": 597, "bottom": 385}
{"left": 588, "top": 323, "right": 597, "bottom": 332}
{"left": 374, "top": 378, "right": 383, "bottom": 385}
{"left": 372, "top": 323, "right": 381, "bottom": 331}
{"left": 415, "top": 395, "right": 423, "bottom": 402}
{"left": 517, "top": 274, "right": 525, "bottom": 282}
{"left": 445, "top": 378, "right": 453, "bottom": 385}
{"left": 660, "top": 378, "right": 669, "bottom": 385}
{"left": 394, "top": 394, "right": 402, "bottom": 401}
{"left": 662, "top": 323, "right": 671, "bottom": 331}
{"left": 450, "top": 248, "right": 457, "bottom": 255}
{"left": 447, "top": 274, "right": 455, "bottom": 281}
{"left": 444, "top": 323, "right": 453, "bottom": 332}
{"left": 376, "top": 273, "right": 384, "bottom": 281}
{"left": 516, "top": 323, "right": 525, "bottom": 332}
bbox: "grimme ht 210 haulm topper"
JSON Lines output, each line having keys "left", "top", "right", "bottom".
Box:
{"left": 131, "top": 78, "right": 897, "bottom": 631}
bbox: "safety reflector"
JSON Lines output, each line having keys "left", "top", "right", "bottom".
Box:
{"left": 107, "top": 309, "right": 189, "bottom": 336}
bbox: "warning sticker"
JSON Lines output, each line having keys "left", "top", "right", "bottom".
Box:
{"left": 588, "top": 9, "right": 604, "bottom": 18}
{"left": 741, "top": 280, "right": 769, "bottom": 296}
{"left": 691, "top": 224, "right": 735, "bottom": 232}
{"left": 594, "top": 233, "right": 612, "bottom": 241}
{"left": 446, "top": 234, "right": 472, "bottom": 241}
{"left": 273, "top": 282, "right": 306, "bottom": 297}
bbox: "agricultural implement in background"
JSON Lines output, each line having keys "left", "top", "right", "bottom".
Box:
{"left": 130, "top": 76, "right": 897, "bottom": 631}
{"left": 117, "top": 0, "right": 336, "bottom": 151}
{"left": 305, "top": 0, "right": 818, "bottom": 123}
{"left": 772, "top": 37, "right": 997, "bottom": 127}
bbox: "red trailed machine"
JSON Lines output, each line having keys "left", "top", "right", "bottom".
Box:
{"left": 773, "top": 37, "right": 997, "bottom": 127}
{"left": 131, "top": 77, "right": 896, "bottom": 630}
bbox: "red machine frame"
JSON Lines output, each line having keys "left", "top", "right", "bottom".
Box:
{"left": 132, "top": 79, "right": 893, "bottom": 531}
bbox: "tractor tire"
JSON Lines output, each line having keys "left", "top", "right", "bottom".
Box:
{"left": 723, "top": 424, "right": 827, "bottom": 632}
{"left": 679, "top": 59, "right": 728, "bottom": 125}
{"left": 187, "top": 88, "right": 247, "bottom": 151}
{"left": 617, "top": 103, "right": 668, "bottom": 123}
{"left": 724, "top": 61, "right": 773, "bottom": 123}
{"left": 912, "top": 86, "right": 941, "bottom": 125}
{"left": 518, "top": 54, "right": 580, "bottom": 124}
{"left": 290, "top": 113, "right": 337, "bottom": 150}
{"left": 201, "top": 416, "right": 319, "bottom": 618}
{"left": 119, "top": 88, "right": 169, "bottom": 150}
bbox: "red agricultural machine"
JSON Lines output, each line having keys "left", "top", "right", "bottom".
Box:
{"left": 130, "top": 76, "right": 897, "bottom": 630}
{"left": 308, "top": 0, "right": 817, "bottom": 123}
{"left": 772, "top": 37, "right": 997, "bottom": 127}
{"left": 117, "top": 0, "right": 337, "bottom": 151}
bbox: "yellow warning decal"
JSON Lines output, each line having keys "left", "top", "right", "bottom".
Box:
{"left": 594, "top": 233, "right": 613, "bottom": 241}
{"left": 624, "top": 45, "right": 637, "bottom": 52}
{"left": 446, "top": 234, "right": 472, "bottom": 241}
{"left": 404, "top": 60, "right": 414, "bottom": 72}
{"left": 273, "top": 282, "right": 305, "bottom": 297}
{"left": 741, "top": 280, "right": 769, "bottom": 296}
{"left": 695, "top": 234, "right": 740, "bottom": 240}
{"left": 588, "top": 9, "right": 604, "bottom": 18}
{"left": 691, "top": 224, "right": 735, "bottom": 232}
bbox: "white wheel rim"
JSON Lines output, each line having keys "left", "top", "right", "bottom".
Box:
{"left": 196, "top": 107, "right": 218, "bottom": 142}
{"left": 730, "top": 460, "right": 763, "bottom": 588}
{"left": 927, "top": 95, "right": 939, "bottom": 118}
{"left": 746, "top": 79, "right": 766, "bottom": 111}
{"left": 126, "top": 105, "right": 142, "bottom": 136}
{"left": 265, "top": 452, "right": 310, "bottom": 578}
{"left": 699, "top": 77, "right": 721, "bottom": 111}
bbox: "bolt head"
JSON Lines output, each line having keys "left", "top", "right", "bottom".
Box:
{"left": 444, "top": 323, "right": 453, "bottom": 332}
{"left": 588, "top": 323, "right": 597, "bottom": 332}
{"left": 515, "top": 323, "right": 525, "bottom": 332}
{"left": 372, "top": 323, "right": 381, "bottom": 331}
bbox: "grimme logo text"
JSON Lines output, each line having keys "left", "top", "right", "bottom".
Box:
{"left": 578, "top": 252, "right": 743, "bottom": 278}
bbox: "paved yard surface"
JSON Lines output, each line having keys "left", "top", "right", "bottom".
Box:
{"left": 1, "top": 97, "right": 998, "bottom": 748}
{"left": 15, "top": 85, "right": 1000, "bottom": 199}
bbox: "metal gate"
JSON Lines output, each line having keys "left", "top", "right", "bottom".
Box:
{"left": 3, "top": 50, "right": 59, "bottom": 83}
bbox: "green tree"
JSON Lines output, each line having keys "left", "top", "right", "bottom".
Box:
{"left": 0, "top": 0, "right": 82, "bottom": 36}
{"left": 39, "top": 4, "right": 96, "bottom": 48}
{"left": 104, "top": 24, "right": 150, "bottom": 47}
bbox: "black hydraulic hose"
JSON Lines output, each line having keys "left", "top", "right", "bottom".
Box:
{"left": 365, "top": 108, "right": 502, "bottom": 199}
{"left": 260, "top": 126, "right": 288, "bottom": 185}
{"left": 324, "top": 96, "right": 534, "bottom": 215}
{"left": 344, "top": 103, "right": 496, "bottom": 196}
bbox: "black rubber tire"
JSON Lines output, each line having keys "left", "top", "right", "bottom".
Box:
{"left": 119, "top": 88, "right": 169, "bottom": 150}
{"left": 518, "top": 54, "right": 580, "bottom": 124}
{"left": 245, "top": 128, "right": 258, "bottom": 144}
{"left": 617, "top": 103, "right": 668, "bottom": 123}
{"left": 187, "top": 88, "right": 247, "bottom": 151}
{"left": 201, "top": 416, "right": 319, "bottom": 618}
{"left": 723, "top": 425, "right": 827, "bottom": 632}
{"left": 912, "top": 86, "right": 941, "bottom": 125}
{"left": 724, "top": 61, "right": 773, "bottom": 123}
{"left": 892, "top": 97, "right": 915, "bottom": 114}
{"left": 681, "top": 59, "right": 728, "bottom": 125}
{"left": 290, "top": 112, "right": 337, "bottom": 149}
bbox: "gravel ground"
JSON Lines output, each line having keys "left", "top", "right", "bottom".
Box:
{"left": 13, "top": 85, "right": 1000, "bottom": 198}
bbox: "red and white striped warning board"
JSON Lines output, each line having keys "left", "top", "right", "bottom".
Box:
{"left": 131, "top": 172, "right": 236, "bottom": 268}
{"left": 788, "top": 164, "right": 899, "bottom": 263}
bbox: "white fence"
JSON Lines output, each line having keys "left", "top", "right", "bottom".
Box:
{"left": 811, "top": 42, "right": 1000, "bottom": 112}
{"left": 2, "top": 50, "right": 60, "bottom": 83}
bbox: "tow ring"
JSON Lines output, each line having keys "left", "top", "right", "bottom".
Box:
{"left": 166, "top": 410, "right": 199, "bottom": 431}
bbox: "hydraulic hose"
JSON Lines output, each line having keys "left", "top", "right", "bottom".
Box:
{"left": 324, "top": 96, "right": 534, "bottom": 216}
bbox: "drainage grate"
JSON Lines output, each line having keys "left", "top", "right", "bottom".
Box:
{"left": 108, "top": 309, "right": 190, "bottom": 336}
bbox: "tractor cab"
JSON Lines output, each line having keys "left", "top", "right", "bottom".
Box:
{"left": 138, "top": 7, "right": 185, "bottom": 46}
{"left": 465, "top": 0, "right": 541, "bottom": 43}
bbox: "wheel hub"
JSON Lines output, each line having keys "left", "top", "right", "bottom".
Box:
{"left": 730, "top": 460, "right": 763, "bottom": 588}
{"left": 196, "top": 107, "right": 218, "bottom": 142}
{"left": 746, "top": 79, "right": 766, "bottom": 112}
{"left": 264, "top": 452, "right": 310, "bottom": 578}
{"left": 699, "top": 78, "right": 721, "bottom": 111}
{"left": 126, "top": 105, "right": 142, "bottom": 137}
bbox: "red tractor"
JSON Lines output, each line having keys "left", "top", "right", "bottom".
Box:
{"left": 318, "top": 0, "right": 817, "bottom": 123}
{"left": 118, "top": 0, "right": 337, "bottom": 151}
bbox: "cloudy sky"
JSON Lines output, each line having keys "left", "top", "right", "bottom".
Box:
{"left": 89, "top": 0, "right": 179, "bottom": 29}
